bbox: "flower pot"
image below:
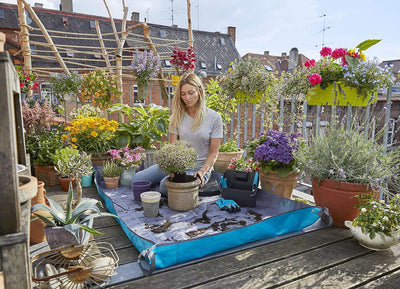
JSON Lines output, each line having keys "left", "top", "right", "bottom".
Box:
{"left": 131, "top": 181, "right": 152, "bottom": 202}
{"left": 165, "top": 176, "right": 201, "bottom": 211}
{"left": 171, "top": 172, "right": 188, "bottom": 183}
{"left": 120, "top": 167, "right": 136, "bottom": 186}
{"left": 312, "top": 178, "right": 375, "bottom": 228}
{"left": 141, "top": 191, "right": 161, "bottom": 217}
{"left": 30, "top": 181, "right": 50, "bottom": 244}
{"left": 305, "top": 81, "right": 377, "bottom": 107}
{"left": 33, "top": 165, "right": 59, "bottom": 186}
{"left": 171, "top": 75, "right": 180, "bottom": 86}
{"left": 258, "top": 170, "right": 299, "bottom": 199}
{"left": 103, "top": 176, "right": 120, "bottom": 189}
{"left": 18, "top": 175, "right": 38, "bottom": 203}
{"left": 214, "top": 150, "right": 244, "bottom": 174}
{"left": 137, "top": 83, "right": 148, "bottom": 101}
{"left": 58, "top": 177, "right": 75, "bottom": 192}
{"left": 345, "top": 221, "right": 400, "bottom": 251}
{"left": 91, "top": 153, "right": 113, "bottom": 167}
{"left": 81, "top": 174, "right": 93, "bottom": 187}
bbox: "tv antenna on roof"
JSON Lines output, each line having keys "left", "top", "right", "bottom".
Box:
{"left": 320, "top": 14, "right": 331, "bottom": 47}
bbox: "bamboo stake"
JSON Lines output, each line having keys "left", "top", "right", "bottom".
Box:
{"left": 17, "top": 0, "right": 32, "bottom": 74}
{"left": 20, "top": 0, "right": 70, "bottom": 75}
{"left": 95, "top": 20, "right": 112, "bottom": 72}
{"left": 187, "top": 0, "right": 194, "bottom": 73}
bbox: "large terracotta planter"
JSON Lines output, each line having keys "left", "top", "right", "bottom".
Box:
{"left": 312, "top": 178, "right": 375, "bottom": 228}
{"left": 165, "top": 176, "right": 201, "bottom": 211}
{"left": 258, "top": 170, "right": 299, "bottom": 199}
{"left": 30, "top": 181, "right": 51, "bottom": 244}
{"left": 58, "top": 177, "right": 75, "bottom": 192}
{"left": 214, "top": 150, "right": 244, "bottom": 174}
{"left": 91, "top": 153, "right": 112, "bottom": 167}
{"left": 33, "top": 165, "right": 59, "bottom": 186}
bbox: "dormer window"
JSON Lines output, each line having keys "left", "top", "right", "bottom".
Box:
{"left": 263, "top": 64, "right": 273, "bottom": 71}
{"left": 216, "top": 63, "right": 222, "bottom": 70}
{"left": 220, "top": 38, "right": 225, "bottom": 45}
{"left": 164, "top": 60, "right": 171, "bottom": 67}
{"left": 66, "top": 49, "right": 74, "bottom": 57}
{"left": 160, "top": 30, "right": 165, "bottom": 38}
{"left": 200, "top": 62, "right": 207, "bottom": 69}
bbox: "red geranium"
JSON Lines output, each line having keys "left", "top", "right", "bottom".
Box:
{"left": 170, "top": 46, "right": 197, "bottom": 75}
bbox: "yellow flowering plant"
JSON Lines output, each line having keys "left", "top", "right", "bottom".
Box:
{"left": 78, "top": 69, "right": 121, "bottom": 110}
{"left": 63, "top": 116, "right": 119, "bottom": 157}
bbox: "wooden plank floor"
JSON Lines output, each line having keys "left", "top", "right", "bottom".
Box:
{"left": 31, "top": 184, "right": 400, "bottom": 288}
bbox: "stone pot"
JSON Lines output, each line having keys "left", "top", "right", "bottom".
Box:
{"left": 18, "top": 175, "right": 38, "bottom": 203}
{"left": 141, "top": 191, "right": 161, "bottom": 218}
{"left": 120, "top": 167, "right": 136, "bottom": 186}
{"left": 214, "top": 149, "right": 244, "bottom": 174}
{"left": 165, "top": 176, "right": 201, "bottom": 211}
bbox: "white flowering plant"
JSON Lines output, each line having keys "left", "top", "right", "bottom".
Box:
{"left": 154, "top": 141, "right": 197, "bottom": 174}
{"left": 352, "top": 193, "right": 400, "bottom": 239}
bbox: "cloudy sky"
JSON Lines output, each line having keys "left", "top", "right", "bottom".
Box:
{"left": 6, "top": 0, "right": 399, "bottom": 61}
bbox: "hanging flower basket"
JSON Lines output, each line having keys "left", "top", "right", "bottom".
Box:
{"left": 305, "top": 81, "right": 377, "bottom": 107}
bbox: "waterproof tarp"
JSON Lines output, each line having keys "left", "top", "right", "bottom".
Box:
{"left": 94, "top": 169, "right": 331, "bottom": 272}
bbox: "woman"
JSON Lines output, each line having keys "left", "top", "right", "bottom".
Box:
{"left": 131, "top": 73, "right": 223, "bottom": 195}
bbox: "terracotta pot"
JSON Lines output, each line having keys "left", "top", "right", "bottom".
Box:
{"left": 33, "top": 165, "right": 59, "bottom": 186}
{"left": 214, "top": 150, "right": 244, "bottom": 174}
{"left": 58, "top": 177, "right": 75, "bottom": 192}
{"left": 91, "top": 153, "right": 113, "bottom": 167}
{"left": 312, "top": 178, "right": 375, "bottom": 228}
{"left": 258, "top": 170, "right": 300, "bottom": 199}
{"left": 165, "top": 176, "right": 201, "bottom": 211}
{"left": 103, "top": 176, "right": 120, "bottom": 189}
{"left": 30, "top": 181, "right": 51, "bottom": 244}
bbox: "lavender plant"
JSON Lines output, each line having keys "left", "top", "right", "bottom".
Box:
{"left": 131, "top": 49, "right": 161, "bottom": 87}
{"left": 154, "top": 141, "right": 197, "bottom": 174}
{"left": 246, "top": 130, "right": 302, "bottom": 177}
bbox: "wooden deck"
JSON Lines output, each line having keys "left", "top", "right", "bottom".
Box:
{"left": 30, "top": 184, "right": 400, "bottom": 289}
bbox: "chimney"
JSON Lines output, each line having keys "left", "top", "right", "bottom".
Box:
{"left": 60, "top": 0, "right": 73, "bottom": 12}
{"left": 131, "top": 12, "right": 139, "bottom": 22}
{"left": 264, "top": 51, "right": 269, "bottom": 56}
{"left": 227, "top": 26, "right": 236, "bottom": 44}
{"left": 288, "top": 47, "right": 298, "bottom": 71}
{"left": 34, "top": 3, "right": 43, "bottom": 8}
{"left": 172, "top": 24, "right": 178, "bottom": 29}
{"left": 281, "top": 52, "right": 287, "bottom": 57}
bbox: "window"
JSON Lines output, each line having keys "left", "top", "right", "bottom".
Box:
{"left": 133, "top": 85, "right": 144, "bottom": 103}
{"left": 0, "top": 8, "right": 4, "bottom": 18}
{"left": 220, "top": 38, "right": 225, "bottom": 45}
{"left": 66, "top": 49, "right": 74, "bottom": 57}
{"left": 160, "top": 30, "right": 165, "bottom": 38}
{"left": 90, "top": 20, "right": 96, "bottom": 29}
{"left": 216, "top": 63, "right": 222, "bottom": 70}
{"left": 166, "top": 85, "right": 174, "bottom": 98}
{"left": 164, "top": 60, "right": 171, "bottom": 67}
{"left": 263, "top": 64, "right": 273, "bottom": 71}
{"left": 30, "top": 44, "right": 36, "bottom": 55}
{"left": 387, "top": 118, "right": 395, "bottom": 147}
{"left": 200, "top": 62, "right": 207, "bottom": 69}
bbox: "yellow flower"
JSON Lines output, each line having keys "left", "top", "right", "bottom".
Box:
{"left": 61, "top": 134, "right": 67, "bottom": 141}
{"left": 91, "top": 131, "right": 98, "bottom": 138}
{"left": 71, "top": 137, "right": 77, "bottom": 142}
{"left": 71, "top": 144, "right": 78, "bottom": 149}
{"left": 359, "top": 51, "right": 366, "bottom": 61}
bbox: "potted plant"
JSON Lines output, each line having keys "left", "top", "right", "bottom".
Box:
{"left": 54, "top": 147, "right": 80, "bottom": 191}
{"left": 228, "top": 155, "right": 259, "bottom": 172}
{"left": 246, "top": 130, "right": 302, "bottom": 199}
{"left": 294, "top": 126, "right": 400, "bottom": 227}
{"left": 303, "top": 39, "right": 395, "bottom": 106}
{"left": 154, "top": 141, "right": 200, "bottom": 211}
{"left": 169, "top": 46, "right": 197, "bottom": 85}
{"left": 63, "top": 116, "right": 119, "bottom": 164}
{"left": 107, "top": 146, "right": 145, "bottom": 186}
{"left": 101, "top": 160, "right": 123, "bottom": 189}
{"left": 31, "top": 182, "right": 118, "bottom": 249}
{"left": 345, "top": 193, "right": 400, "bottom": 250}
{"left": 214, "top": 139, "right": 244, "bottom": 173}
{"left": 108, "top": 103, "right": 169, "bottom": 168}
{"left": 16, "top": 65, "right": 39, "bottom": 97}
{"left": 131, "top": 49, "right": 161, "bottom": 101}
{"left": 50, "top": 72, "right": 82, "bottom": 101}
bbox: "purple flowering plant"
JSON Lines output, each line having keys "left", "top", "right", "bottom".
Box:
{"left": 246, "top": 130, "right": 302, "bottom": 177}
{"left": 131, "top": 49, "right": 161, "bottom": 87}
{"left": 154, "top": 141, "right": 197, "bottom": 174}
{"left": 107, "top": 146, "right": 145, "bottom": 169}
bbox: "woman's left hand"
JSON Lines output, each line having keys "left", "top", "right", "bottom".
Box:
{"left": 194, "top": 171, "right": 204, "bottom": 187}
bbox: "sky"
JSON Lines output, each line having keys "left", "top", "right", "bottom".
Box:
{"left": 5, "top": 0, "right": 400, "bottom": 62}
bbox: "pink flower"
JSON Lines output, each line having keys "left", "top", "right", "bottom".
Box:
{"left": 228, "top": 164, "right": 235, "bottom": 169}
{"left": 308, "top": 73, "right": 322, "bottom": 86}
{"left": 320, "top": 47, "right": 332, "bottom": 57}
{"left": 331, "top": 48, "right": 347, "bottom": 59}
{"left": 304, "top": 59, "right": 316, "bottom": 68}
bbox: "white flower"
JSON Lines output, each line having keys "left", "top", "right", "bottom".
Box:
{"left": 361, "top": 208, "right": 367, "bottom": 213}
{"left": 383, "top": 216, "right": 389, "bottom": 222}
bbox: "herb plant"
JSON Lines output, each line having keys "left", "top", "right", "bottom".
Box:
{"left": 154, "top": 141, "right": 197, "bottom": 174}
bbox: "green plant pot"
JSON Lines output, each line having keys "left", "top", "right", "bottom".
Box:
{"left": 81, "top": 174, "right": 93, "bottom": 187}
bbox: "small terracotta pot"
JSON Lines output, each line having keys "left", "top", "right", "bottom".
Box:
{"left": 103, "top": 176, "right": 120, "bottom": 189}
{"left": 59, "top": 177, "right": 76, "bottom": 192}
{"left": 30, "top": 181, "right": 51, "bottom": 244}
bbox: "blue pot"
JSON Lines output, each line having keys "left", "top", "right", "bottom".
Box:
{"left": 81, "top": 174, "right": 93, "bottom": 187}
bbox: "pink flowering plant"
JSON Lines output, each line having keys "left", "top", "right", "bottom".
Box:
{"left": 107, "top": 146, "right": 145, "bottom": 169}
{"left": 170, "top": 46, "right": 197, "bottom": 75}
{"left": 304, "top": 39, "right": 395, "bottom": 97}
{"left": 245, "top": 130, "right": 302, "bottom": 177}
{"left": 228, "top": 154, "right": 259, "bottom": 172}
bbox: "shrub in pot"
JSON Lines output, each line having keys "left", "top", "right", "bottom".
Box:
{"left": 101, "top": 160, "right": 123, "bottom": 189}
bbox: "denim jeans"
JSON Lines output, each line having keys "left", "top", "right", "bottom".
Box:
{"left": 131, "top": 164, "right": 212, "bottom": 196}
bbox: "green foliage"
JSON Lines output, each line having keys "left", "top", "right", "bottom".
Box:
{"left": 108, "top": 103, "right": 169, "bottom": 150}
{"left": 219, "top": 139, "right": 240, "bottom": 152}
{"left": 54, "top": 148, "right": 94, "bottom": 179}
{"left": 205, "top": 78, "right": 237, "bottom": 130}
{"left": 50, "top": 72, "right": 82, "bottom": 100}
{"left": 217, "top": 57, "right": 275, "bottom": 103}
{"left": 154, "top": 141, "right": 197, "bottom": 174}
{"left": 26, "top": 129, "right": 66, "bottom": 166}
{"left": 352, "top": 193, "right": 400, "bottom": 239}
{"left": 101, "top": 160, "right": 123, "bottom": 177}
{"left": 31, "top": 182, "right": 118, "bottom": 240}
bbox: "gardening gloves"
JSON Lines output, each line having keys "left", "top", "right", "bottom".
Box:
{"left": 215, "top": 198, "right": 240, "bottom": 212}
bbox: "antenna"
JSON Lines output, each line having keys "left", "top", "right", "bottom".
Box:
{"left": 171, "top": 0, "right": 174, "bottom": 26}
{"left": 320, "top": 14, "right": 331, "bottom": 47}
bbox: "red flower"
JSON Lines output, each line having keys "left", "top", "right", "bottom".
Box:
{"left": 170, "top": 46, "right": 197, "bottom": 74}
{"left": 20, "top": 82, "right": 24, "bottom": 88}
{"left": 308, "top": 73, "right": 322, "bottom": 86}
{"left": 304, "top": 59, "right": 316, "bottom": 68}
{"left": 331, "top": 48, "right": 347, "bottom": 59}
{"left": 320, "top": 47, "right": 332, "bottom": 57}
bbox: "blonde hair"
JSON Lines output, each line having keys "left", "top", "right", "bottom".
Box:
{"left": 169, "top": 73, "right": 207, "bottom": 132}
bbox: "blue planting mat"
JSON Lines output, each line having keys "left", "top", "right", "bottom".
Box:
{"left": 94, "top": 168, "right": 332, "bottom": 274}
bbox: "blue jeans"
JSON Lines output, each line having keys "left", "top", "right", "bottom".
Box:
{"left": 131, "top": 164, "right": 212, "bottom": 196}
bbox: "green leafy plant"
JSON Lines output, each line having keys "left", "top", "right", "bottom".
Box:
{"left": 101, "top": 160, "right": 123, "bottom": 177}
{"left": 108, "top": 103, "right": 169, "bottom": 150}
{"left": 54, "top": 148, "right": 94, "bottom": 179}
{"left": 154, "top": 141, "right": 197, "bottom": 174}
{"left": 50, "top": 72, "right": 82, "bottom": 100}
{"left": 31, "top": 182, "right": 118, "bottom": 241}
{"left": 352, "top": 193, "right": 400, "bottom": 239}
{"left": 219, "top": 139, "right": 240, "bottom": 153}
